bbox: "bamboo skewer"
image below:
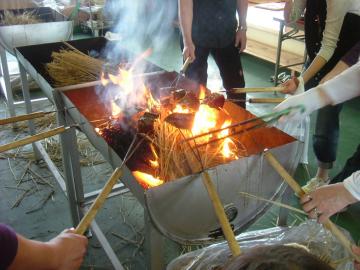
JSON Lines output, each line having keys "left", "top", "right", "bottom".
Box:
{"left": 180, "top": 57, "right": 192, "bottom": 74}
{"left": 228, "top": 98, "right": 285, "bottom": 104}
{"left": 74, "top": 136, "right": 142, "bottom": 235}
{"left": 0, "top": 111, "right": 54, "bottom": 126}
{"left": 0, "top": 126, "right": 68, "bottom": 153}
{"left": 202, "top": 171, "right": 241, "bottom": 256}
{"left": 248, "top": 98, "right": 285, "bottom": 104}
{"left": 264, "top": 151, "right": 360, "bottom": 262}
{"left": 231, "top": 86, "right": 285, "bottom": 93}
{"left": 75, "top": 167, "right": 123, "bottom": 235}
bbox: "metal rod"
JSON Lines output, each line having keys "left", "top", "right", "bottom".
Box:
{"left": 183, "top": 106, "right": 303, "bottom": 143}
{"left": 201, "top": 171, "right": 241, "bottom": 256}
{"left": 0, "top": 126, "right": 69, "bottom": 153}
{"left": 0, "top": 111, "right": 54, "bottom": 126}
{"left": 231, "top": 87, "right": 285, "bottom": 93}
{"left": 264, "top": 151, "right": 360, "bottom": 261}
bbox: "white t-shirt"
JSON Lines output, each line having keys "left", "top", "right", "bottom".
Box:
{"left": 291, "top": 0, "right": 360, "bottom": 61}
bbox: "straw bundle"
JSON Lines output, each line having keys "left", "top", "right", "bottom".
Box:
{"left": 151, "top": 119, "right": 247, "bottom": 182}
{"left": 1, "top": 10, "right": 41, "bottom": 25}
{"left": 45, "top": 47, "right": 104, "bottom": 87}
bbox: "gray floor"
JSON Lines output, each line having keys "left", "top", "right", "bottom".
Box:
{"left": 2, "top": 31, "right": 359, "bottom": 270}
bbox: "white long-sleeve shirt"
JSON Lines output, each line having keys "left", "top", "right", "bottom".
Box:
{"left": 291, "top": 0, "right": 360, "bottom": 61}
{"left": 344, "top": 171, "right": 360, "bottom": 201}
{"left": 320, "top": 60, "right": 360, "bottom": 105}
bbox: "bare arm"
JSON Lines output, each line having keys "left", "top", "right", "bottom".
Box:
{"left": 235, "top": 0, "right": 248, "bottom": 51}
{"left": 178, "top": 0, "right": 195, "bottom": 60}
{"left": 8, "top": 230, "right": 88, "bottom": 270}
{"left": 302, "top": 55, "right": 327, "bottom": 84}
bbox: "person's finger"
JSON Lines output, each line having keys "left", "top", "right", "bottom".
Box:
{"left": 302, "top": 200, "right": 317, "bottom": 213}
{"left": 317, "top": 212, "right": 329, "bottom": 224}
{"left": 300, "top": 194, "right": 312, "bottom": 204}
{"left": 307, "top": 207, "right": 319, "bottom": 219}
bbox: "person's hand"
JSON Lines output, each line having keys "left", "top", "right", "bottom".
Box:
{"left": 47, "top": 229, "right": 88, "bottom": 270}
{"left": 352, "top": 245, "right": 360, "bottom": 270}
{"left": 235, "top": 29, "right": 247, "bottom": 52}
{"left": 300, "top": 183, "right": 358, "bottom": 223}
{"left": 182, "top": 40, "right": 196, "bottom": 62}
{"left": 281, "top": 76, "right": 304, "bottom": 95}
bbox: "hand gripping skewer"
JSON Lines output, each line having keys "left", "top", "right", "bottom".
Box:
{"left": 264, "top": 151, "right": 360, "bottom": 262}
{"left": 75, "top": 136, "right": 142, "bottom": 235}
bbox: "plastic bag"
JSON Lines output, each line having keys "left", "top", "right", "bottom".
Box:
{"left": 167, "top": 220, "right": 354, "bottom": 270}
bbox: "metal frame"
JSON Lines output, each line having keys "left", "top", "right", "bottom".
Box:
{"left": 273, "top": 17, "right": 307, "bottom": 86}
{"left": 14, "top": 42, "right": 299, "bottom": 269}
{"left": 0, "top": 44, "right": 16, "bottom": 118}
{"left": 17, "top": 59, "right": 127, "bottom": 270}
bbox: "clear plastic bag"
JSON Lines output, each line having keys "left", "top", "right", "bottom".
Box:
{"left": 167, "top": 220, "right": 354, "bottom": 270}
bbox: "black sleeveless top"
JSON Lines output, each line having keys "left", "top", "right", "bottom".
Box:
{"left": 192, "top": 0, "right": 238, "bottom": 48}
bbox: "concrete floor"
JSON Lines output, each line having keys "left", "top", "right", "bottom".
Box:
{"left": 1, "top": 31, "right": 360, "bottom": 269}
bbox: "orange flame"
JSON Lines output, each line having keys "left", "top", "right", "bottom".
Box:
{"left": 191, "top": 104, "right": 219, "bottom": 142}
{"left": 133, "top": 171, "right": 164, "bottom": 189}
{"left": 111, "top": 100, "right": 122, "bottom": 118}
{"left": 198, "top": 85, "right": 206, "bottom": 100}
{"left": 219, "top": 120, "right": 238, "bottom": 159}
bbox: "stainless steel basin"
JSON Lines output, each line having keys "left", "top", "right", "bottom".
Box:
{"left": 0, "top": 7, "right": 73, "bottom": 55}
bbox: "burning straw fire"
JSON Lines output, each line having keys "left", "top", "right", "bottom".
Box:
{"left": 96, "top": 65, "right": 242, "bottom": 189}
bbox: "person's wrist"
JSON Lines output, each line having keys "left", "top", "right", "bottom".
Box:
{"left": 237, "top": 25, "right": 247, "bottom": 31}
{"left": 45, "top": 241, "right": 61, "bottom": 270}
{"left": 340, "top": 183, "right": 359, "bottom": 205}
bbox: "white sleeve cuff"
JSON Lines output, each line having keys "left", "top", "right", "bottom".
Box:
{"left": 344, "top": 171, "right": 360, "bottom": 202}
{"left": 321, "top": 61, "right": 360, "bottom": 105}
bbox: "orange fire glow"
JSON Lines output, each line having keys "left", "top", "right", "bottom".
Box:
{"left": 101, "top": 62, "right": 238, "bottom": 189}
{"left": 219, "top": 120, "right": 238, "bottom": 159}
{"left": 191, "top": 104, "right": 219, "bottom": 142}
{"left": 111, "top": 101, "right": 122, "bottom": 118}
{"left": 133, "top": 171, "right": 164, "bottom": 189}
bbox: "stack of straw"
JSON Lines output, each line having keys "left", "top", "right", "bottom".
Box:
{"left": 45, "top": 43, "right": 104, "bottom": 87}
{"left": 1, "top": 10, "right": 41, "bottom": 25}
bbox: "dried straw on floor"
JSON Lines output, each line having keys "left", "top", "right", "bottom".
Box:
{"left": 1, "top": 10, "right": 41, "bottom": 25}
{"left": 45, "top": 44, "right": 104, "bottom": 87}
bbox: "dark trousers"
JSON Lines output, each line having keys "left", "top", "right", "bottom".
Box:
{"left": 331, "top": 144, "right": 360, "bottom": 184}
{"left": 181, "top": 41, "right": 246, "bottom": 107}
{"left": 305, "top": 13, "right": 360, "bottom": 168}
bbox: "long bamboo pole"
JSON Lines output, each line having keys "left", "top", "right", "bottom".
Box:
{"left": 0, "top": 111, "right": 53, "bottom": 126}
{"left": 0, "top": 126, "right": 68, "bottom": 153}
{"left": 75, "top": 167, "right": 123, "bottom": 235}
{"left": 202, "top": 171, "right": 241, "bottom": 256}
{"left": 231, "top": 86, "right": 285, "bottom": 93}
{"left": 264, "top": 151, "right": 360, "bottom": 261}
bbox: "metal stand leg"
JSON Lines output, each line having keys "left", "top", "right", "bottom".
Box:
{"left": 19, "top": 62, "right": 41, "bottom": 159}
{"left": 0, "top": 45, "right": 16, "bottom": 118}
{"left": 145, "top": 213, "right": 165, "bottom": 270}
{"left": 274, "top": 21, "right": 285, "bottom": 86}
{"left": 54, "top": 91, "right": 84, "bottom": 226}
